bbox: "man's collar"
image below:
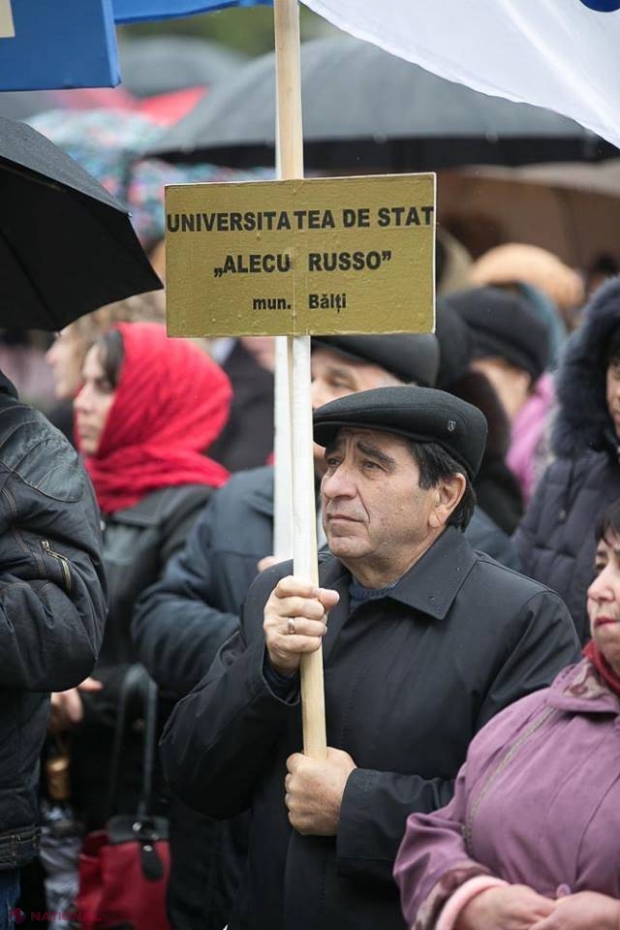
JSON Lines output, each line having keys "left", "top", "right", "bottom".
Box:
{"left": 322, "top": 527, "right": 476, "bottom": 621}
{"left": 388, "top": 526, "right": 477, "bottom": 619}
{"left": 317, "top": 527, "right": 476, "bottom": 661}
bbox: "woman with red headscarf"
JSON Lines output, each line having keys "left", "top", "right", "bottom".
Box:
{"left": 50, "top": 322, "right": 231, "bottom": 830}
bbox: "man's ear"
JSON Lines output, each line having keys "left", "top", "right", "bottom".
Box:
{"left": 428, "top": 473, "right": 467, "bottom": 529}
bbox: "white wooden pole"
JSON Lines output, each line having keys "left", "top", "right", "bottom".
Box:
{"left": 273, "top": 0, "right": 326, "bottom": 759}
{"left": 273, "top": 58, "right": 293, "bottom": 562}
{"left": 273, "top": 335, "right": 292, "bottom": 560}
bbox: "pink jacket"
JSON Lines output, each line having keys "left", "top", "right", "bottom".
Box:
{"left": 508, "top": 373, "right": 555, "bottom": 504}
{"left": 394, "top": 660, "right": 620, "bottom": 929}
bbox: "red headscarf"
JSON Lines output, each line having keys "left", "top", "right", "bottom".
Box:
{"left": 80, "top": 323, "right": 231, "bottom": 514}
{"left": 583, "top": 640, "right": 620, "bottom": 698}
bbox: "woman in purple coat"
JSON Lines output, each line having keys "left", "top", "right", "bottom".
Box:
{"left": 394, "top": 500, "right": 620, "bottom": 930}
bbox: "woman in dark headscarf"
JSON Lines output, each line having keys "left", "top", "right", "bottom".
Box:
{"left": 50, "top": 321, "right": 231, "bottom": 827}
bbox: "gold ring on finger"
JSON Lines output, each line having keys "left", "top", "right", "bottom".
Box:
{"left": 287, "top": 618, "right": 296, "bottom": 635}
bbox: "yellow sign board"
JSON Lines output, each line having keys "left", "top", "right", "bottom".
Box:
{"left": 165, "top": 173, "right": 435, "bottom": 337}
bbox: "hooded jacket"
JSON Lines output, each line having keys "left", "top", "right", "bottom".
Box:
{"left": 0, "top": 373, "right": 106, "bottom": 869}
{"left": 515, "top": 277, "right": 620, "bottom": 642}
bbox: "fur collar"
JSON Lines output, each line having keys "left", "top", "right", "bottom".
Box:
{"left": 553, "top": 276, "right": 620, "bottom": 458}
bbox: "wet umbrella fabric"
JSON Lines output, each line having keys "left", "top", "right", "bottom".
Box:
{"left": 28, "top": 108, "right": 272, "bottom": 249}
{"left": 437, "top": 166, "right": 620, "bottom": 269}
{"left": 119, "top": 37, "right": 247, "bottom": 97}
{"left": 0, "top": 87, "right": 138, "bottom": 122}
{"left": 149, "top": 35, "right": 616, "bottom": 171}
{"left": 0, "top": 116, "right": 161, "bottom": 331}
{"left": 28, "top": 110, "right": 164, "bottom": 207}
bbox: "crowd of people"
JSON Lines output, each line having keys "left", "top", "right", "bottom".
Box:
{"left": 2, "top": 236, "right": 620, "bottom": 930}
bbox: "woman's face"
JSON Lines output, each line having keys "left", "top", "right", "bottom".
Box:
{"left": 73, "top": 345, "right": 116, "bottom": 456}
{"left": 587, "top": 531, "right": 620, "bottom": 675}
{"left": 45, "top": 326, "right": 86, "bottom": 401}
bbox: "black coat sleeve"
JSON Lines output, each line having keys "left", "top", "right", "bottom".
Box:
{"left": 336, "top": 588, "right": 580, "bottom": 886}
{"left": 513, "top": 464, "right": 551, "bottom": 578}
{"left": 160, "top": 565, "right": 296, "bottom": 818}
{"left": 131, "top": 496, "right": 242, "bottom": 699}
{"left": 337, "top": 769, "right": 456, "bottom": 884}
{"left": 0, "top": 431, "right": 106, "bottom": 691}
{"left": 82, "top": 488, "right": 211, "bottom": 730}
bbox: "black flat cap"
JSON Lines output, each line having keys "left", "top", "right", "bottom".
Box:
{"left": 313, "top": 386, "right": 488, "bottom": 479}
{"left": 312, "top": 334, "right": 439, "bottom": 388}
{"left": 443, "top": 287, "right": 550, "bottom": 382}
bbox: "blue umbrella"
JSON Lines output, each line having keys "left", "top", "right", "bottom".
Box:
{"left": 0, "top": 0, "right": 119, "bottom": 91}
{"left": 113, "top": 0, "right": 271, "bottom": 22}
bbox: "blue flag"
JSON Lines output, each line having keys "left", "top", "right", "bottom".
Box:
{"left": 0, "top": 0, "right": 119, "bottom": 91}
{"left": 114, "top": 0, "right": 271, "bottom": 22}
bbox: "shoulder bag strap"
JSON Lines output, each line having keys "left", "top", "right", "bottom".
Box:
{"left": 107, "top": 664, "right": 158, "bottom": 818}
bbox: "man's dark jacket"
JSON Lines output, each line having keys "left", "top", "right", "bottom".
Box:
{"left": 0, "top": 375, "right": 106, "bottom": 869}
{"left": 515, "top": 277, "right": 620, "bottom": 642}
{"left": 133, "top": 467, "right": 519, "bottom": 700}
{"left": 160, "top": 527, "right": 579, "bottom": 930}
{"left": 133, "top": 469, "right": 518, "bottom": 928}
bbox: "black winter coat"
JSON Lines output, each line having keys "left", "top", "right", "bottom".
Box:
{"left": 515, "top": 277, "right": 620, "bottom": 643}
{"left": 133, "top": 468, "right": 274, "bottom": 930}
{"left": 0, "top": 376, "right": 106, "bottom": 869}
{"left": 161, "top": 528, "right": 579, "bottom": 930}
{"left": 70, "top": 484, "right": 212, "bottom": 829}
{"left": 132, "top": 466, "right": 518, "bottom": 930}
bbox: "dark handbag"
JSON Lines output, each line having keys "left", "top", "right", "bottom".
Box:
{"left": 76, "top": 665, "right": 171, "bottom": 930}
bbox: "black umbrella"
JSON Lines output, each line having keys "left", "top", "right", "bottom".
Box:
{"left": 150, "top": 35, "right": 616, "bottom": 172}
{"left": 0, "top": 115, "right": 161, "bottom": 331}
{"left": 119, "top": 36, "right": 247, "bottom": 98}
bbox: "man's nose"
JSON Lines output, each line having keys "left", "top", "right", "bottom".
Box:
{"left": 322, "top": 462, "right": 357, "bottom": 499}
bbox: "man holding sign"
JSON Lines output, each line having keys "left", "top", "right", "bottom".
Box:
{"left": 161, "top": 386, "right": 578, "bottom": 930}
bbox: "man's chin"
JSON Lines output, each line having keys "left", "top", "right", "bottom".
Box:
{"left": 326, "top": 536, "right": 367, "bottom": 560}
